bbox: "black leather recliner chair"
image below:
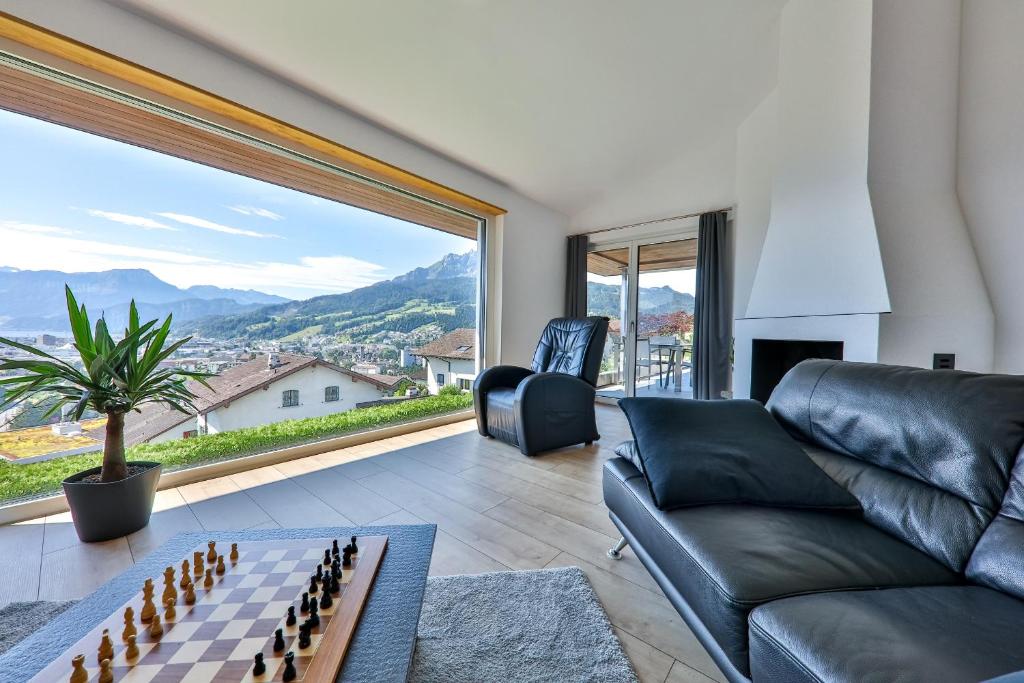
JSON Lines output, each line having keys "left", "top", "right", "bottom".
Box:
{"left": 473, "top": 316, "right": 609, "bottom": 456}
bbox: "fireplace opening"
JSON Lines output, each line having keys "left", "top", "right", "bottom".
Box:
{"left": 750, "top": 339, "right": 844, "bottom": 404}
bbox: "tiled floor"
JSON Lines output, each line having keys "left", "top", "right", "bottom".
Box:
{"left": 0, "top": 405, "right": 724, "bottom": 683}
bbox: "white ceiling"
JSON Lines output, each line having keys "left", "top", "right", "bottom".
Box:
{"left": 113, "top": 0, "right": 785, "bottom": 219}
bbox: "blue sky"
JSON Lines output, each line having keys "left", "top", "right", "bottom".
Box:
{"left": 0, "top": 108, "right": 474, "bottom": 300}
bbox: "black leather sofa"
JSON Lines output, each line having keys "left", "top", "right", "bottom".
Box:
{"left": 604, "top": 360, "right": 1024, "bottom": 682}
{"left": 473, "top": 316, "right": 608, "bottom": 456}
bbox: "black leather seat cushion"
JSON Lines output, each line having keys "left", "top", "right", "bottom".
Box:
{"left": 603, "top": 458, "right": 959, "bottom": 676}
{"left": 484, "top": 388, "right": 518, "bottom": 446}
{"left": 749, "top": 586, "right": 1024, "bottom": 683}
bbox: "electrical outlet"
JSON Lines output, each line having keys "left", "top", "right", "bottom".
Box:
{"left": 933, "top": 353, "right": 955, "bottom": 370}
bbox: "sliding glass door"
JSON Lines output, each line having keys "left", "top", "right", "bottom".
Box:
{"left": 587, "top": 237, "right": 697, "bottom": 401}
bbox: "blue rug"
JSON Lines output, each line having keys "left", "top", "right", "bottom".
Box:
{"left": 0, "top": 525, "right": 435, "bottom": 683}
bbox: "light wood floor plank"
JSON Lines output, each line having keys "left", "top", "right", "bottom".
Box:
{"left": 39, "top": 537, "right": 134, "bottom": 602}
{"left": 615, "top": 626, "right": 676, "bottom": 683}
{"left": 282, "top": 464, "right": 400, "bottom": 525}
{"left": 0, "top": 521, "right": 45, "bottom": 606}
{"left": 359, "top": 470, "right": 559, "bottom": 570}
{"left": 457, "top": 464, "right": 619, "bottom": 537}
{"left": 485, "top": 498, "right": 660, "bottom": 592}
{"left": 126, "top": 489, "right": 203, "bottom": 562}
{"left": 370, "top": 449, "right": 509, "bottom": 512}
{"left": 177, "top": 477, "right": 272, "bottom": 531}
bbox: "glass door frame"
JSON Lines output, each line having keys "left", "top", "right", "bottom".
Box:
{"left": 587, "top": 230, "right": 698, "bottom": 403}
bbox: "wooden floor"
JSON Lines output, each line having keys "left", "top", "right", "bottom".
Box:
{"left": 0, "top": 405, "right": 723, "bottom": 683}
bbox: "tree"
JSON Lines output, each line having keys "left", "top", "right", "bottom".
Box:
{"left": 0, "top": 287, "right": 212, "bottom": 482}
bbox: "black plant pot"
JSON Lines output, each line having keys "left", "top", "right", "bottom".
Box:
{"left": 62, "top": 461, "right": 162, "bottom": 542}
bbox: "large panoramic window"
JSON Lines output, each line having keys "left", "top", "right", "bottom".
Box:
{"left": 0, "top": 58, "right": 484, "bottom": 506}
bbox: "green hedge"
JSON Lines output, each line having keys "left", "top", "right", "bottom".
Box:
{"left": 0, "top": 393, "right": 473, "bottom": 505}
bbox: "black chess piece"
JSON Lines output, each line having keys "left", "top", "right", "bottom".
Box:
{"left": 328, "top": 572, "right": 340, "bottom": 595}
{"left": 273, "top": 628, "right": 286, "bottom": 652}
{"left": 309, "top": 574, "right": 319, "bottom": 594}
{"left": 350, "top": 536, "right": 358, "bottom": 554}
{"left": 323, "top": 548, "right": 332, "bottom": 566}
{"left": 308, "top": 600, "right": 320, "bottom": 628}
{"left": 342, "top": 548, "right": 352, "bottom": 568}
{"left": 319, "top": 587, "right": 332, "bottom": 609}
{"left": 285, "top": 605, "right": 296, "bottom": 626}
{"left": 332, "top": 539, "right": 340, "bottom": 557}
{"left": 297, "top": 624, "right": 311, "bottom": 649}
{"left": 253, "top": 652, "right": 266, "bottom": 676}
{"left": 282, "top": 652, "right": 297, "bottom": 682}
{"left": 300, "top": 592, "right": 310, "bottom": 613}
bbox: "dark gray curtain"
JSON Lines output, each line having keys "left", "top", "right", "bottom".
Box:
{"left": 565, "top": 234, "right": 589, "bottom": 318}
{"left": 693, "top": 211, "right": 730, "bottom": 399}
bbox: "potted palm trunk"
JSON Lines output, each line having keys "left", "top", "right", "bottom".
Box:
{"left": 0, "top": 287, "right": 211, "bottom": 542}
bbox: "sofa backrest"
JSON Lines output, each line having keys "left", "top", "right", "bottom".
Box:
{"left": 530, "top": 316, "right": 608, "bottom": 385}
{"left": 767, "top": 359, "right": 1024, "bottom": 572}
{"left": 966, "top": 453, "right": 1024, "bottom": 599}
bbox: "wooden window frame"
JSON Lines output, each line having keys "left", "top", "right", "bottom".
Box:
{"left": 282, "top": 390, "right": 300, "bottom": 408}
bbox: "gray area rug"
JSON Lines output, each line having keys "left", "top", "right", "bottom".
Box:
{"left": 0, "top": 566, "right": 635, "bottom": 682}
{"left": 412, "top": 567, "right": 637, "bottom": 682}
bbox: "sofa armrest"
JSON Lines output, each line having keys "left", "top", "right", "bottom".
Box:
{"left": 514, "top": 372, "right": 598, "bottom": 454}
{"left": 473, "top": 365, "right": 534, "bottom": 436}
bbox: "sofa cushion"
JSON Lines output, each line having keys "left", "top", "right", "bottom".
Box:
{"left": 968, "top": 453, "right": 1024, "bottom": 599}
{"left": 769, "top": 360, "right": 1024, "bottom": 571}
{"left": 749, "top": 586, "right": 1024, "bottom": 683}
{"left": 613, "top": 440, "right": 643, "bottom": 470}
{"left": 603, "top": 458, "right": 958, "bottom": 676}
{"left": 618, "top": 397, "right": 858, "bottom": 511}
{"left": 484, "top": 388, "right": 518, "bottom": 446}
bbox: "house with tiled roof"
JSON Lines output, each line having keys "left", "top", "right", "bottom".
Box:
{"left": 412, "top": 328, "right": 477, "bottom": 395}
{"left": 124, "top": 353, "right": 408, "bottom": 446}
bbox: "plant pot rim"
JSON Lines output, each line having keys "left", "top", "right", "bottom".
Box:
{"left": 62, "top": 460, "right": 161, "bottom": 487}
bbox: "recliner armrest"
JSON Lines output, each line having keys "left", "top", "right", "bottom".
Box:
{"left": 514, "top": 372, "right": 598, "bottom": 454}
{"left": 473, "top": 365, "right": 534, "bottom": 436}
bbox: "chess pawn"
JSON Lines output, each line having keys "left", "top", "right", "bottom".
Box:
{"left": 162, "top": 572, "right": 177, "bottom": 603}
{"left": 122, "top": 606, "right": 137, "bottom": 641}
{"left": 204, "top": 568, "right": 214, "bottom": 590}
{"left": 309, "top": 574, "right": 319, "bottom": 594}
{"left": 323, "top": 548, "right": 332, "bottom": 566}
{"left": 230, "top": 542, "right": 239, "bottom": 562}
{"left": 193, "top": 551, "right": 204, "bottom": 576}
{"left": 308, "top": 600, "right": 320, "bottom": 628}
{"left": 98, "top": 658, "right": 113, "bottom": 683}
{"left": 253, "top": 652, "right": 266, "bottom": 676}
{"left": 273, "top": 627, "right": 286, "bottom": 652}
{"left": 300, "top": 592, "right": 310, "bottom": 613}
{"left": 125, "top": 634, "right": 139, "bottom": 660}
{"left": 207, "top": 540, "right": 217, "bottom": 562}
{"left": 149, "top": 613, "right": 163, "bottom": 638}
{"left": 350, "top": 536, "right": 358, "bottom": 554}
{"left": 216, "top": 554, "right": 226, "bottom": 575}
{"left": 184, "top": 581, "right": 196, "bottom": 605}
{"left": 165, "top": 597, "right": 177, "bottom": 621}
{"left": 285, "top": 605, "right": 296, "bottom": 627}
{"left": 319, "top": 587, "right": 332, "bottom": 610}
{"left": 97, "top": 629, "right": 114, "bottom": 665}
{"left": 180, "top": 560, "right": 191, "bottom": 588}
{"left": 70, "top": 654, "right": 88, "bottom": 683}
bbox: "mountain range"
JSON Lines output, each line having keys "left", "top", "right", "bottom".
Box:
{"left": 0, "top": 250, "right": 693, "bottom": 342}
{"left": 0, "top": 268, "right": 287, "bottom": 333}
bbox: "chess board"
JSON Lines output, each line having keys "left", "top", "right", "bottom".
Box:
{"left": 29, "top": 536, "right": 387, "bottom": 683}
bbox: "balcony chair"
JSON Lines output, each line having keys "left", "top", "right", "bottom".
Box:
{"left": 473, "top": 316, "right": 609, "bottom": 456}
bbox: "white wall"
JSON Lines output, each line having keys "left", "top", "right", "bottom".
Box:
{"left": 425, "top": 358, "right": 476, "bottom": 395}
{"left": 733, "top": 90, "right": 777, "bottom": 318}
{"left": 869, "top": 0, "right": 994, "bottom": 371}
{"left": 0, "top": 0, "right": 569, "bottom": 369}
{"left": 746, "top": 0, "right": 890, "bottom": 319}
{"left": 958, "top": 0, "right": 1024, "bottom": 373}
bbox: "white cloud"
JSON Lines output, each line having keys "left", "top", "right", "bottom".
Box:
{"left": 227, "top": 205, "right": 283, "bottom": 221}
{"left": 83, "top": 210, "right": 176, "bottom": 232}
{"left": 0, "top": 226, "right": 385, "bottom": 299}
{"left": 156, "top": 212, "right": 280, "bottom": 239}
{"left": 0, "top": 220, "right": 74, "bottom": 236}
{"left": 85, "top": 209, "right": 177, "bottom": 231}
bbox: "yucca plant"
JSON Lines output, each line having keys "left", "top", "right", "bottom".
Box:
{"left": 0, "top": 286, "right": 213, "bottom": 482}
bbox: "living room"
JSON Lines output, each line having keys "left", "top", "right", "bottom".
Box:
{"left": 0, "top": 1, "right": 1022, "bottom": 682}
